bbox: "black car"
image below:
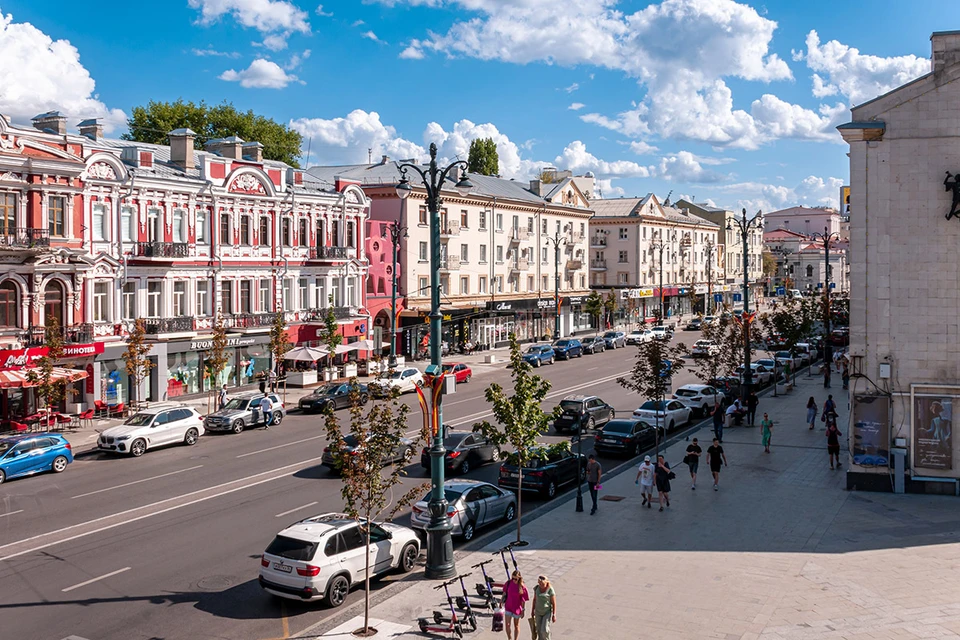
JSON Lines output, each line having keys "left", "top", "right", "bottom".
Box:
{"left": 594, "top": 419, "right": 660, "bottom": 457}
{"left": 683, "top": 319, "right": 702, "bottom": 331}
{"left": 581, "top": 336, "right": 606, "bottom": 354}
{"left": 708, "top": 377, "right": 740, "bottom": 405}
{"left": 498, "top": 447, "right": 586, "bottom": 499}
{"left": 298, "top": 382, "right": 369, "bottom": 413}
{"left": 421, "top": 431, "right": 498, "bottom": 475}
{"left": 553, "top": 395, "right": 615, "bottom": 434}
{"left": 552, "top": 339, "right": 583, "bottom": 360}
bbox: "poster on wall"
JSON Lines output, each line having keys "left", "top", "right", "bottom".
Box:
{"left": 914, "top": 396, "right": 953, "bottom": 470}
{"left": 852, "top": 395, "right": 890, "bottom": 466}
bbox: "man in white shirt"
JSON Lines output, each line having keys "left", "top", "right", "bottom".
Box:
{"left": 635, "top": 455, "right": 655, "bottom": 509}
{"left": 260, "top": 393, "right": 274, "bottom": 429}
{"left": 725, "top": 399, "right": 743, "bottom": 428}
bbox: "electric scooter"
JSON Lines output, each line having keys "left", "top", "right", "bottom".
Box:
{"left": 472, "top": 559, "right": 502, "bottom": 599}
{"left": 418, "top": 578, "right": 464, "bottom": 638}
{"left": 457, "top": 570, "right": 496, "bottom": 610}
{"left": 432, "top": 574, "right": 478, "bottom": 632}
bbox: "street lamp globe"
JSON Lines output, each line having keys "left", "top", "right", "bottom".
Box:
{"left": 395, "top": 177, "right": 412, "bottom": 199}
{"left": 454, "top": 174, "right": 474, "bottom": 197}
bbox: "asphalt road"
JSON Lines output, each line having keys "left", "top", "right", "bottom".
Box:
{"left": 0, "top": 341, "right": 726, "bottom": 640}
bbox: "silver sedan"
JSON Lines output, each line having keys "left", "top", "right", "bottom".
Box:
{"left": 409, "top": 479, "right": 516, "bottom": 541}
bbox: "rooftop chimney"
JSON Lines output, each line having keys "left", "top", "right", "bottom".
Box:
{"left": 168, "top": 128, "right": 196, "bottom": 170}
{"left": 380, "top": 155, "right": 389, "bottom": 165}
{"left": 204, "top": 135, "right": 244, "bottom": 159}
{"left": 78, "top": 119, "right": 103, "bottom": 141}
{"left": 241, "top": 141, "right": 264, "bottom": 163}
{"left": 932, "top": 31, "right": 960, "bottom": 82}
{"left": 31, "top": 111, "right": 67, "bottom": 135}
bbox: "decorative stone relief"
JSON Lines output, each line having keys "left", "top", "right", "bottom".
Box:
{"left": 229, "top": 174, "right": 266, "bottom": 195}
{"left": 87, "top": 162, "right": 117, "bottom": 180}
{"left": 345, "top": 189, "right": 361, "bottom": 204}
{"left": 0, "top": 172, "right": 24, "bottom": 183}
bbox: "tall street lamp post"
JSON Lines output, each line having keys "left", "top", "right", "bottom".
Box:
{"left": 395, "top": 143, "right": 473, "bottom": 579}
{"left": 704, "top": 238, "right": 715, "bottom": 314}
{"left": 387, "top": 220, "right": 408, "bottom": 369}
{"left": 810, "top": 226, "right": 840, "bottom": 387}
{"left": 546, "top": 228, "right": 567, "bottom": 338}
{"left": 727, "top": 208, "right": 764, "bottom": 406}
{"left": 651, "top": 228, "right": 670, "bottom": 325}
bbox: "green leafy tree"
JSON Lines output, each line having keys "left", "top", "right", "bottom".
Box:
{"left": 618, "top": 340, "right": 687, "bottom": 456}
{"left": 603, "top": 291, "right": 618, "bottom": 329}
{"left": 759, "top": 297, "right": 818, "bottom": 383}
{"left": 123, "top": 319, "right": 155, "bottom": 411}
{"left": 323, "top": 381, "right": 425, "bottom": 634}
{"left": 123, "top": 99, "right": 303, "bottom": 166}
{"left": 467, "top": 137, "right": 499, "bottom": 176}
{"left": 584, "top": 291, "right": 604, "bottom": 330}
{"left": 26, "top": 317, "right": 67, "bottom": 429}
{"left": 269, "top": 308, "right": 292, "bottom": 379}
{"left": 205, "top": 313, "right": 231, "bottom": 412}
{"left": 686, "top": 316, "right": 749, "bottom": 394}
{"left": 473, "top": 334, "right": 560, "bottom": 543}
{"left": 762, "top": 250, "right": 777, "bottom": 279}
{"left": 320, "top": 295, "right": 344, "bottom": 375}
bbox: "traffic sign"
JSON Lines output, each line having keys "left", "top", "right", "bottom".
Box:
{"left": 713, "top": 293, "right": 723, "bottom": 302}
{"left": 733, "top": 293, "right": 742, "bottom": 302}
{"left": 829, "top": 282, "right": 836, "bottom": 289}
{"left": 817, "top": 283, "right": 823, "bottom": 288}
{"left": 776, "top": 287, "right": 785, "bottom": 296}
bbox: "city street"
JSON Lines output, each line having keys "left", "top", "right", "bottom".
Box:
{"left": 0, "top": 343, "right": 712, "bottom": 640}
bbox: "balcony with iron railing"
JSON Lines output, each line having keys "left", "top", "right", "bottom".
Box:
{"left": 440, "top": 221, "right": 461, "bottom": 237}
{"left": 510, "top": 258, "right": 530, "bottom": 272}
{"left": 569, "top": 232, "right": 585, "bottom": 244}
{"left": 232, "top": 313, "right": 276, "bottom": 329}
{"left": 0, "top": 228, "right": 50, "bottom": 250}
{"left": 509, "top": 227, "right": 529, "bottom": 243}
{"left": 20, "top": 323, "right": 95, "bottom": 346}
{"left": 309, "top": 246, "right": 351, "bottom": 260}
{"left": 134, "top": 242, "right": 189, "bottom": 258}
{"left": 143, "top": 317, "right": 195, "bottom": 334}
{"left": 589, "top": 236, "right": 607, "bottom": 248}
{"left": 301, "top": 307, "right": 356, "bottom": 321}
{"left": 439, "top": 255, "right": 461, "bottom": 271}
{"left": 590, "top": 259, "right": 607, "bottom": 271}
{"left": 566, "top": 258, "right": 583, "bottom": 270}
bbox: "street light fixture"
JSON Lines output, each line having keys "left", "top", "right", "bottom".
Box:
{"left": 726, "top": 208, "right": 764, "bottom": 406}
{"left": 395, "top": 143, "right": 473, "bottom": 579}
{"left": 387, "top": 221, "right": 409, "bottom": 369}
{"left": 704, "top": 238, "right": 716, "bottom": 315}
{"left": 546, "top": 226, "right": 568, "bottom": 338}
{"left": 809, "top": 226, "right": 841, "bottom": 387}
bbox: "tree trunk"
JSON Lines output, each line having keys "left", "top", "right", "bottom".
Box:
{"left": 516, "top": 465, "right": 523, "bottom": 544}
{"left": 364, "top": 524, "right": 371, "bottom": 633}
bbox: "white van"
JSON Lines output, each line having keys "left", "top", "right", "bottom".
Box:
{"left": 789, "top": 289, "right": 803, "bottom": 299}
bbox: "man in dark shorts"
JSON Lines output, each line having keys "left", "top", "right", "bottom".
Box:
{"left": 826, "top": 422, "right": 842, "bottom": 469}
{"left": 685, "top": 438, "right": 702, "bottom": 490}
{"left": 706, "top": 437, "right": 727, "bottom": 491}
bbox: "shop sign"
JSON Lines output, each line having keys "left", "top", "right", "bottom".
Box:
{"left": 694, "top": 285, "right": 708, "bottom": 294}
{"left": 562, "top": 296, "right": 585, "bottom": 307}
{"left": 0, "top": 343, "right": 104, "bottom": 370}
{"left": 85, "top": 364, "right": 94, "bottom": 393}
{"left": 485, "top": 298, "right": 557, "bottom": 311}
{"left": 190, "top": 336, "right": 256, "bottom": 350}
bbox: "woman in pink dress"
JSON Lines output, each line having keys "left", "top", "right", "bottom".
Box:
{"left": 502, "top": 570, "right": 529, "bottom": 640}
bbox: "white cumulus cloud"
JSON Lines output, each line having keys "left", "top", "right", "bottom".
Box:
{"left": 554, "top": 141, "right": 653, "bottom": 179}
{"left": 219, "top": 58, "right": 299, "bottom": 88}
{"left": 291, "top": 109, "right": 426, "bottom": 166}
{"left": 714, "top": 174, "right": 845, "bottom": 212}
{"left": 188, "top": 0, "right": 310, "bottom": 51}
{"left": 568, "top": 102, "right": 585, "bottom": 111}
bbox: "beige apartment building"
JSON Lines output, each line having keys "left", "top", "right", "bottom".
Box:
{"left": 308, "top": 159, "right": 593, "bottom": 352}
{"left": 588, "top": 194, "right": 721, "bottom": 321}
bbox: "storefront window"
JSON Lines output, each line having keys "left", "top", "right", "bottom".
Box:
{"left": 238, "top": 345, "right": 270, "bottom": 385}
{"left": 101, "top": 359, "right": 129, "bottom": 405}
{"left": 204, "top": 347, "right": 236, "bottom": 389}
{"left": 167, "top": 351, "right": 201, "bottom": 398}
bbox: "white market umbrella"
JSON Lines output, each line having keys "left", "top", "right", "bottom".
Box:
{"left": 351, "top": 339, "right": 389, "bottom": 351}
{"left": 284, "top": 346, "right": 328, "bottom": 362}
{"left": 334, "top": 344, "right": 356, "bottom": 355}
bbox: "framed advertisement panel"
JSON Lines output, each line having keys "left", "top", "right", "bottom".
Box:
{"left": 851, "top": 394, "right": 890, "bottom": 467}
{"left": 913, "top": 393, "right": 954, "bottom": 471}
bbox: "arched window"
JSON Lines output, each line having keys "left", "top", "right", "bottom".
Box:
{"left": 44, "top": 280, "right": 64, "bottom": 328}
{"left": 0, "top": 280, "right": 18, "bottom": 327}
{"left": 806, "top": 265, "right": 814, "bottom": 278}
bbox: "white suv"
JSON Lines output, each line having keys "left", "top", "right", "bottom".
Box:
{"left": 97, "top": 403, "right": 204, "bottom": 457}
{"left": 258, "top": 513, "right": 420, "bottom": 607}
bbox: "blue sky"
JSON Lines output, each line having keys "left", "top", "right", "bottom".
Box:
{"left": 0, "top": 0, "right": 952, "bottom": 211}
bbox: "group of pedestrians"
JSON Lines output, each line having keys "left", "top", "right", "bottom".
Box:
{"left": 502, "top": 570, "right": 557, "bottom": 640}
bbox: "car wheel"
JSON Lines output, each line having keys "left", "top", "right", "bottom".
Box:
{"left": 325, "top": 574, "right": 350, "bottom": 608}
{"left": 588, "top": 416, "right": 596, "bottom": 430}
{"left": 0, "top": 469, "right": 5, "bottom": 484}
{"left": 325, "top": 401, "right": 336, "bottom": 412}
{"left": 669, "top": 420, "right": 675, "bottom": 431}
{"left": 130, "top": 438, "right": 147, "bottom": 457}
{"left": 231, "top": 419, "right": 245, "bottom": 434}
{"left": 51, "top": 455, "right": 68, "bottom": 473}
{"left": 399, "top": 543, "right": 418, "bottom": 573}
{"left": 534, "top": 360, "right": 541, "bottom": 368}
{"left": 544, "top": 480, "right": 557, "bottom": 499}
{"left": 702, "top": 404, "right": 709, "bottom": 417}
{"left": 549, "top": 356, "right": 555, "bottom": 365}
{"left": 360, "top": 393, "right": 369, "bottom": 405}
{"left": 459, "top": 458, "right": 471, "bottom": 475}
{"left": 184, "top": 428, "right": 199, "bottom": 446}
{"left": 609, "top": 409, "right": 616, "bottom": 420}
{"left": 272, "top": 413, "right": 283, "bottom": 426}
{"left": 461, "top": 521, "right": 476, "bottom": 541}
{"left": 633, "top": 443, "right": 641, "bottom": 457}
{"left": 466, "top": 374, "right": 472, "bottom": 383}
{"left": 504, "top": 503, "right": 516, "bottom": 521}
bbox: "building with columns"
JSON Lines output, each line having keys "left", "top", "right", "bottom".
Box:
{"left": 763, "top": 227, "right": 849, "bottom": 295}
{"left": 763, "top": 205, "right": 845, "bottom": 239}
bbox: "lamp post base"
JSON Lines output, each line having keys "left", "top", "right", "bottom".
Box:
{"left": 575, "top": 488, "right": 584, "bottom": 513}
{"left": 424, "top": 526, "right": 456, "bottom": 580}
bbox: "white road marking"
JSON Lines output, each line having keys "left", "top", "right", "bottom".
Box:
{"left": 275, "top": 502, "right": 319, "bottom": 518}
{"left": 587, "top": 367, "right": 598, "bottom": 371}
{"left": 71, "top": 465, "right": 205, "bottom": 499}
{"left": 0, "top": 510, "right": 23, "bottom": 518}
{"left": 236, "top": 435, "right": 326, "bottom": 459}
{"left": 61, "top": 567, "right": 131, "bottom": 593}
{"left": 0, "top": 456, "right": 324, "bottom": 562}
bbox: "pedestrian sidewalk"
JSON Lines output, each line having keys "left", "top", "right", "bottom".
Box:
{"left": 304, "top": 373, "right": 960, "bottom": 640}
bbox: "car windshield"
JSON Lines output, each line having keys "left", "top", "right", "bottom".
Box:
{"left": 123, "top": 413, "right": 154, "bottom": 426}
{"left": 422, "top": 488, "right": 463, "bottom": 503}
{"left": 696, "top": 340, "right": 711, "bottom": 346}
{"left": 559, "top": 400, "right": 583, "bottom": 413}
{"left": 630, "top": 330, "right": 642, "bottom": 335}
{"left": 340, "top": 435, "right": 361, "bottom": 448}
{"left": 526, "top": 346, "right": 541, "bottom": 354}
{"left": 441, "top": 364, "right": 455, "bottom": 372}
{"left": 756, "top": 359, "right": 776, "bottom": 367}
{"left": 0, "top": 442, "right": 10, "bottom": 456}
{"left": 555, "top": 340, "right": 570, "bottom": 347}
{"left": 603, "top": 332, "right": 617, "bottom": 338}
{"left": 604, "top": 420, "right": 639, "bottom": 433}
{"left": 314, "top": 384, "right": 341, "bottom": 395}
{"left": 775, "top": 351, "right": 791, "bottom": 358}
{"left": 443, "top": 435, "right": 467, "bottom": 448}
{"left": 223, "top": 399, "right": 251, "bottom": 410}
{"left": 638, "top": 400, "right": 666, "bottom": 411}
{"left": 265, "top": 535, "right": 319, "bottom": 561}
{"left": 675, "top": 389, "right": 699, "bottom": 398}
{"left": 389, "top": 370, "right": 408, "bottom": 380}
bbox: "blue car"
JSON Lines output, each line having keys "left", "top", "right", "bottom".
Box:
{"left": 552, "top": 339, "right": 583, "bottom": 360}
{"left": 522, "top": 345, "right": 556, "bottom": 368}
{"left": 0, "top": 433, "right": 73, "bottom": 484}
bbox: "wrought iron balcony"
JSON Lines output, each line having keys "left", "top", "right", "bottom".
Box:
{"left": 233, "top": 313, "right": 275, "bottom": 328}
{"left": 20, "top": 323, "right": 95, "bottom": 346}
{"left": 566, "top": 259, "right": 583, "bottom": 270}
{"left": 0, "top": 228, "right": 50, "bottom": 249}
{"left": 510, "top": 258, "right": 530, "bottom": 272}
{"left": 134, "top": 242, "right": 189, "bottom": 258}
{"left": 143, "top": 317, "right": 195, "bottom": 334}
{"left": 509, "top": 227, "right": 529, "bottom": 243}
{"left": 440, "top": 221, "right": 461, "bottom": 237}
{"left": 309, "top": 246, "right": 350, "bottom": 260}
{"left": 590, "top": 259, "right": 607, "bottom": 271}
{"left": 590, "top": 236, "right": 607, "bottom": 248}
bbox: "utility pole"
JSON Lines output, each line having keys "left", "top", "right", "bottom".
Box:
{"left": 547, "top": 229, "right": 566, "bottom": 339}
{"left": 811, "top": 226, "right": 840, "bottom": 387}
{"left": 704, "top": 238, "right": 715, "bottom": 314}
{"left": 727, "top": 209, "right": 764, "bottom": 405}
{"left": 387, "top": 220, "right": 407, "bottom": 369}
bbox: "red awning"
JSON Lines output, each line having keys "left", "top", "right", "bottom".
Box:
{"left": 0, "top": 367, "right": 88, "bottom": 389}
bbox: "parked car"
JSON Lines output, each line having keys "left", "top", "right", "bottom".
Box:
{"left": 602, "top": 331, "right": 626, "bottom": 349}
{"left": 735, "top": 363, "right": 774, "bottom": 386}
{"left": 258, "top": 513, "right": 420, "bottom": 607}
{"left": 672, "top": 384, "right": 726, "bottom": 417}
{"left": 322, "top": 433, "right": 415, "bottom": 472}
{"left": 683, "top": 319, "right": 702, "bottom": 331}
{"left": 795, "top": 342, "right": 818, "bottom": 363}
{"left": 625, "top": 329, "right": 653, "bottom": 345}
{"left": 581, "top": 336, "right": 607, "bottom": 354}
{"left": 498, "top": 446, "right": 586, "bottom": 499}
{"left": 522, "top": 345, "right": 556, "bottom": 367}
{"left": 298, "top": 383, "right": 369, "bottom": 413}
{"left": 702, "top": 315, "right": 717, "bottom": 326}
{"left": 594, "top": 419, "right": 659, "bottom": 457}
{"left": 0, "top": 433, "right": 73, "bottom": 484}
{"left": 420, "top": 431, "right": 499, "bottom": 475}
{"left": 410, "top": 480, "right": 516, "bottom": 541}
{"left": 692, "top": 339, "right": 720, "bottom": 357}
{"left": 441, "top": 362, "right": 472, "bottom": 383}
{"left": 369, "top": 367, "right": 424, "bottom": 396}
{"left": 632, "top": 399, "right": 691, "bottom": 431}
{"left": 204, "top": 392, "right": 285, "bottom": 433}
{"left": 552, "top": 339, "right": 583, "bottom": 360}
{"left": 650, "top": 326, "right": 673, "bottom": 341}
{"left": 773, "top": 350, "right": 803, "bottom": 371}
{"left": 709, "top": 376, "right": 741, "bottom": 403}
{"left": 755, "top": 358, "right": 783, "bottom": 381}
{"left": 100, "top": 403, "right": 205, "bottom": 456}
{"left": 553, "top": 395, "right": 615, "bottom": 434}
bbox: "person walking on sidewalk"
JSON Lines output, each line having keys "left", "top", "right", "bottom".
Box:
{"left": 760, "top": 413, "right": 774, "bottom": 453}
{"left": 712, "top": 400, "right": 724, "bottom": 442}
{"left": 685, "top": 438, "right": 702, "bottom": 490}
{"left": 260, "top": 392, "right": 274, "bottom": 429}
{"left": 826, "top": 422, "right": 842, "bottom": 470}
{"left": 636, "top": 455, "right": 655, "bottom": 508}
{"left": 218, "top": 384, "right": 229, "bottom": 411}
{"left": 806, "top": 396, "right": 818, "bottom": 430}
{"left": 746, "top": 391, "right": 759, "bottom": 426}
{"left": 531, "top": 576, "right": 556, "bottom": 640}
{"left": 586, "top": 454, "right": 602, "bottom": 515}
{"left": 707, "top": 438, "right": 727, "bottom": 490}
{"left": 822, "top": 394, "right": 837, "bottom": 426}
{"left": 268, "top": 369, "right": 278, "bottom": 392}
{"left": 842, "top": 363, "right": 850, "bottom": 390}
{"left": 502, "top": 570, "right": 528, "bottom": 640}
{"left": 655, "top": 454, "right": 672, "bottom": 511}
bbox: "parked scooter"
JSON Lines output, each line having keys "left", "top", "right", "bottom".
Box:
{"left": 473, "top": 559, "right": 501, "bottom": 600}
{"left": 418, "top": 578, "right": 464, "bottom": 638}
{"left": 433, "top": 573, "right": 478, "bottom": 632}
{"left": 457, "top": 569, "right": 497, "bottom": 610}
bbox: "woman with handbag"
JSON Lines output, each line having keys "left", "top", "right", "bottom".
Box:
{"left": 655, "top": 454, "right": 673, "bottom": 511}
{"left": 530, "top": 575, "right": 556, "bottom": 640}
{"left": 502, "top": 570, "right": 528, "bottom": 640}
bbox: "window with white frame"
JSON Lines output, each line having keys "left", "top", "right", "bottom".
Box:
{"left": 173, "top": 281, "right": 187, "bottom": 316}
{"left": 122, "top": 282, "right": 136, "bottom": 320}
{"left": 260, "top": 217, "right": 270, "bottom": 247}
{"left": 221, "top": 280, "right": 233, "bottom": 314}
{"left": 541, "top": 219, "right": 547, "bottom": 235}
{"left": 460, "top": 276, "right": 469, "bottom": 294}
{"left": 496, "top": 245, "right": 503, "bottom": 263}
{"left": 196, "top": 210, "right": 208, "bottom": 244}
{"left": 172, "top": 209, "right": 186, "bottom": 243}
{"left": 479, "top": 245, "right": 487, "bottom": 263}
{"left": 48, "top": 196, "right": 65, "bottom": 237}
{"left": 92, "top": 203, "right": 108, "bottom": 241}
{"left": 618, "top": 272, "right": 629, "bottom": 284}
{"left": 147, "top": 207, "right": 161, "bottom": 242}
{"left": 541, "top": 247, "right": 547, "bottom": 263}
{"left": 460, "top": 209, "right": 468, "bottom": 228}
{"left": 259, "top": 279, "right": 271, "bottom": 312}
{"left": 147, "top": 281, "right": 162, "bottom": 317}
{"left": 619, "top": 250, "right": 628, "bottom": 263}
{"left": 419, "top": 241, "right": 428, "bottom": 261}
{"left": 527, "top": 217, "right": 534, "bottom": 233}
{"left": 299, "top": 278, "right": 308, "bottom": 310}
{"left": 542, "top": 275, "right": 548, "bottom": 290}
{"left": 495, "top": 276, "right": 503, "bottom": 293}
{"left": 479, "top": 211, "right": 487, "bottom": 230}
{"left": 240, "top": 281, "right": 252, "bottom": 313}
{"left": 346, "top": 220, "right": 356, "bottom": 247}
{"left": 196, "top": 280, "right": 209, "bottom": 316}
{"left": 282, "top": 218, "right": 292, "bottom": 246}
{"left": 619, "top": 227, "right": 628, "bottom": 240}
{"left": 527, "top": 275, "right": 534, "bottom": 291}
{"left": 460, "top": 244, "right": 468, "bottom": 262}
{"left": 240, "top": 215, "right": 251, "bottom": 245}
{"left": 478, "top": 276, "right": 487, "bottom": 294}
{"left": 496, "top": 213, "right": 503, "bottom": 231}
{"left": 0, "top": 193, "right": 16, "bottom": 235}
{"left": 93, "top": 282, "right": 110, "bottom": 322}
{"left": 283, "top": 279, "right": 294, "bottom": 311}
{"left": 579, "top": 274, "right": 586, "bottom": 288}
{"left": 220, "top": 215, "right": 231, "bottom": 246}
{"left": 299, "top": 219, "right": 308, "bottom": 246}
{"left": 510, "top": 275, "right": 519, "bottom": 292}
{"left": 418, "top": 276, "right": 428, "bottom": 296}
{"left": 316, "top": 282, "right": 326, "bottom": 308}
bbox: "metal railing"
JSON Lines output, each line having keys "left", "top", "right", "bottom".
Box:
{"left": 20, "top": 323, "right": 94, "bottom": 346}
{"left": 143, "top": 317, "right": 195, "bottom": 334}
{"left": 233, "top": 313, "right": 275, "bottom": 328}
{"left": 134, "top": 242, "right": 189, "bottom": 258}
{"left": 590, "top": 237, "right": 607, "bottom": 248}
{"left": 440, "top": 221, "right": 461, "bottom": 237}
{"left": 439, "top": 256, "right": 461, "bottom": 271}
{"left": 590, "top": 259, "right": 607, "bottom": 270}
{"left": 509, "top": 227, "right": 528, "bottom": 242}
{"left": 309, "top": 246, "right": 350, "bottom": 260}
{"left": 0, "top": 228, "right": 50, "bottom": 248}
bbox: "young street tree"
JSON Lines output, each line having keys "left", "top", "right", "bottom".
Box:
{"left": 759, "top": 297, "right": 819, "bottom": 383}
{"left": 320, "top": 295, "right": 343, "bottom": 376}
{"left": 474, "top": 334, "right": 559, "bottom": 544}
{"left": 123, "top": 318, "right": 155, "bottom": 411}
{"left": 584, "top": 291, "right": 604, "bottom": 331}
{"left": 467, "top": 137, "right": 499, "bottom": 176}
{"left": 205, "top": 313, "right": 231, "bottom": 412}
{"left": 618, "top": 339, "right": 687, "bottom": 457}
{"left": 322, "top": 380, "right": 424, "bottom": 636}
{"left": 688, "top": 316, "right": 750, "bottom": 390}
{"left": 269, "top": 308, "right": 292, "bottom": 396}
{"left": 603, "top": 291, "right": 618, "bottom": 329}
{"left": 26, "top": 317, "right": 67, "bottom": 430}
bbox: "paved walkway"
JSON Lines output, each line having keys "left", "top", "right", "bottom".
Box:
{"left": 303, "top": 373, "right": 960, "bottom": 640}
